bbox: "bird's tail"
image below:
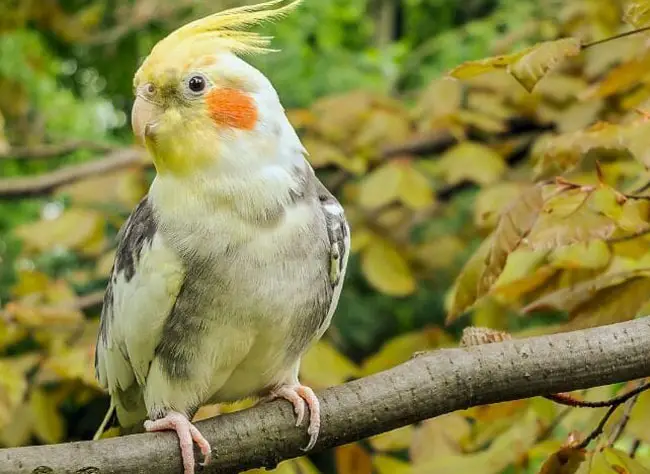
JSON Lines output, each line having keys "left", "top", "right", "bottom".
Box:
{"left": 93, "top": 400, "right": 116, "bottom": 441}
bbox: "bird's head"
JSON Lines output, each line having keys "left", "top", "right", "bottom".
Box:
{"left": 131, "top": 0, "right": 302, "bottom": 178}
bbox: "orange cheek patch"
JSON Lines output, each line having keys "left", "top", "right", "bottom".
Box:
{"left": 206, "top": 88, "right": 258, "bottom": 130}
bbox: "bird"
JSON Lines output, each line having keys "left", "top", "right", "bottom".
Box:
{"left": 92, "top": 1, "right": 350, "bottom": 472}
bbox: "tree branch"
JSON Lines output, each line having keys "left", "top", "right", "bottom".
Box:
{"left": 0, "top": 148, "right": 148, "bottom": 198}
{"left": 0, "top": 317, "right": 649, "bottom": 473}
{"left": 0, "top": 140, "right": 115, "bottom": 160}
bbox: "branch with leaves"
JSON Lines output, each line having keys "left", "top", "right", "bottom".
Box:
{"left": 0, "top": 317, "right": 649, "bottom": 474}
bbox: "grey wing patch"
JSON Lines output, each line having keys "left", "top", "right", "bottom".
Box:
{"left": 317, "top": 182, "right": 349, "bottom": 289}
{"left": 314, "top": 180, "right": 350, "bottom": 337}
{"left": 96, "top": 196, "right": 157, "bottom": 349}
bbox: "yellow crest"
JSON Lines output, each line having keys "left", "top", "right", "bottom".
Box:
{"left": 136, "top": 0, "right": 302, "bottom": 80}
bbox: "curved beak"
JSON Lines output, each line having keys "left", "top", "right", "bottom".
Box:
{"left": 131, "top": 95, "right": 163, "bottom": 145}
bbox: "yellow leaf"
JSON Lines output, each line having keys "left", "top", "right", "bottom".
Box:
{"left": 449, "top": 38, "right": 581, "bottom": 92}
{"left": 478, "top": 184, "right": 545, "bottom": 297}
{"left": 4, "top": 301, "right": 83, "bottom": 329}
{"left": 492, "top": 248, "right": 549, "bottom": 289}
{"left": 456, "top": 109, "right": 507, "bottom": 134}
{"left": 467, "top": 91, "right": 517, "bottom": 120}
{"left": 10, "top": 269, "right": 49, "bottom": 298}
{"left": 14, "top": 208, "right": 107, "bottom": 257}
{"left": 358, "top": 162, "right": 402, "bottom": 210}
{"left": 96, "top": 249, "right": 117, "bottom": 278}
{"left": 446, "top": 236, "right": 493, "bottom": 322}
{"left": 448, "top": 49, "right": 530, "bottom": 79}
{"left": 311, "top": 90, "right": 375, "bottom": 143}
{"left": 303, "top": 137, "right": 366, "bottom": 174}
{"left": 618, "top": 200, "right": 650, "bottom": 233}
{"left": 525, "top": 191, "right": 618, "bottom": 250}
{"left": 335, "top": 444, "right": 372, "bottom": 474}
{"left": 350, "top": 228, "right": 373, "bottom": 253}
{"left": 432, "top": 142, "right": 506, "bottom": 186}
{"left": 413, "top": 236, "right": 465, "bottom": 270}
{"left": 470, "top": 298, "right": 511, "bottom": 330}
{"left": 580, "top": 51, "right": 650, "bottom": 99}
{"left": 492, "top": 265, "right": 558, "bottom": 304}
{"left": 360, "top": 328, "right": 452, "bottom": 376}
{"left": 0, "top": 320, "right": 27, "bottom": 352}
{"left": 474, "top": 182, "right": 529, "bottom": 230}
{"left": 463, "top": 400, "right": 530, "bottom": 451}
{"left": 414, "top": 77, "right": 462, "bottom": 120}
{"left": 563, "top": 276, "right": 650, "bottom": 330}
{"left": 626, "top": 389, "right": 650, "bottom": 445}
{"left": 56, "top": 169, "right": 147, "bottom": 209}
{"left": 550, "top": 240, "right": 612, "bottom": 270}
{"left": 361, "top": 238, "right": 416, "bottom": 296}
{"left": 624, "top": 0, "right": 650, "bottom": 27}
{"left": 523, "top": 270, "right": 650, "bottom": 321}
{"left": 531, "top": 134, "right": 583, "bottom": 179}
{"left": 353, "top": 109, "right": 412, "bottom": 152}
{"left": 538, "top": 446, "right": 586, "bottom": 474}
{"left": 508, "top": 38, "right": 582, "bottom": 92}
{"left": 39, "top": 345, "right": 99, "bottom": 388}
{"left": 369, "top": 425, "right": 414, "bottom": 452}
{"left": 410, "top": 413, "right": 471, "bottom": 465}
{"left": 373, "top": 455, "right": 411, "bottom": 474}
{"left": 397, "top": 162, "right": 435, "bottom": 210}
{"left": 0, "top": 403, "right": 32, "bottom": 447}
{"left": 29, "top": 388, "right": 65, "bottom": 444}
{"left": 300, "top": 341, "right": 359, "bottom": 389}
{"left": 413, "top": 408, "right": 539, "bottom": 474}
{"left": 0, "top": 360, "right": 28, "bottom": 431}
{"left": 581, "top": 447, "right": 650, "bottom": 474}
{"left": 244, "top": 457, "right": 321, "bottom": 474}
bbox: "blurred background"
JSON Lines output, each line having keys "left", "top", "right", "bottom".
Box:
{"left": 2, "top": 0, "right": 650, "bottom": 473}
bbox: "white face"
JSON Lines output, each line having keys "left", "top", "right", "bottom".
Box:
{"left": 131, "top": 51, "right": 301, "bottom": 178}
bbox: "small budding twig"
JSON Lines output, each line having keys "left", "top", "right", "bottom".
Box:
{"left": 607, "top": 387, "right": 641, "bottom": 446}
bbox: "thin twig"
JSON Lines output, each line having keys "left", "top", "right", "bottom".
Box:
{"left": 607, "top": 390, "right": 640, "bottom": 446}
{"left": 630, "top": 439, "right": 641, "bottom": 458}
{"left": 545, "top": 382, "right": 650, "bottom": 408}
{"left": 0, "top": 140, "right": 115, "bottom": 160}
{"left": 608, "top": 227, "right": 650, "bottom": 244}
{"left": 582, "top": 26, "right": 650, "bottom": 50}
{"left": 577, "top": 404, "right": 618, "bottom": 449}
{"left": 0, "top": 148, "right": 148, "bottom": 198}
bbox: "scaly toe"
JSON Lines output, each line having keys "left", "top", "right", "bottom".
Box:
{"left": 144, "top": 411, "right": 208, "bottom": 474}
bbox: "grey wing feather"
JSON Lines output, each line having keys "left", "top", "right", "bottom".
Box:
{"left": 94, "top": 196, "right": 184, "bottom": 427}
{"left": 314, "top": 179, "right": 350, "bottom": 338}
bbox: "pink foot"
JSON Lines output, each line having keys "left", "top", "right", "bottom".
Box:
{"left": 269, "top": 384, "right": 321, "bottom": 451}
{"left": 144, "top": 411, "right": 211, "bottom": 474}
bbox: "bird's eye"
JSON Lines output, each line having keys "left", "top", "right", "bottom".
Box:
{"left": 144, "top": 83, "right": 155, "bottom": 96}
{"left": 188, "top": 75, "right": 206, "bottom": 94}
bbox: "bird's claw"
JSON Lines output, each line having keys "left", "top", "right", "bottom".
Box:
{"left": 269, "top": 384, "right": 321, "bottom": 451}
{"left": 144, "top": 410, "right": 211, "bottom": 474}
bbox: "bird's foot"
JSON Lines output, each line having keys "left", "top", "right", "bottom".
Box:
{"left": 268, "top": 384, "right": 321, "bottom": 451}
{"left": 144, "top": 411, "right": 211, "bottom": 474}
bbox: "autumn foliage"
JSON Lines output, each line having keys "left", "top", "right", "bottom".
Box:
{"left": 4, "top": 0, "right": 650, "bottom": 473}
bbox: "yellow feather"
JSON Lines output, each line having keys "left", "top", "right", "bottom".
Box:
{"left": 147, "top": 0, "right": 300, "bottom": 63}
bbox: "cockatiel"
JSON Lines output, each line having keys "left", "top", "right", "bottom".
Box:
{"left": 93, "top": 1, "right": 350, "bottom": 472}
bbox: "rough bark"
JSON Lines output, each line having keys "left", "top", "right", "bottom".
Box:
{"left": 1, "top": 317, "right": 649, "bottom": 474}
